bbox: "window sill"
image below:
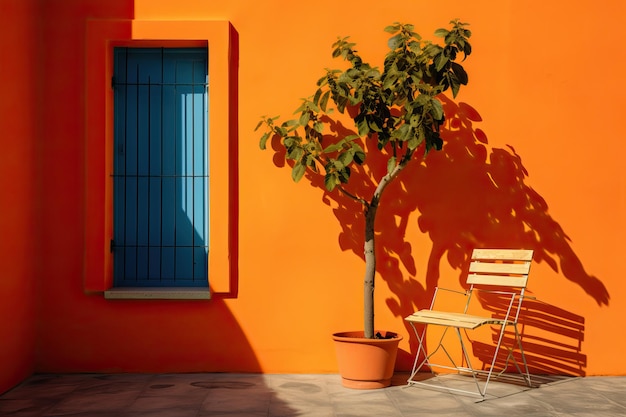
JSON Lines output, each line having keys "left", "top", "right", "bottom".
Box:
{"left": 104, "top": 287, "right": 210, "bottom": 300}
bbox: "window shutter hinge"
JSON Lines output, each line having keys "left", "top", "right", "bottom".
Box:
{"left": 110, "top": 239, "right": 115, "bottom": 253}
{"left": 111, "top": 76, "right": 115, "bottom": 89}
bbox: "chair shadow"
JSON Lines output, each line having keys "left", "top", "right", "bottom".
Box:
{"left": 472, "top": 296, "right": 587, "bottom": 377}
{"left": 267, "top": 94, "right": 609, "bottom": 376}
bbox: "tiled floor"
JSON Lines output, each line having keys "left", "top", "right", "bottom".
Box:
{"left": 1, "top": 372, "right": 625, "bottom": 416}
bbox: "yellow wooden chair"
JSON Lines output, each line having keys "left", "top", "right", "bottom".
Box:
{"left": 405, "top": 249, "right": 534, "bottom": 399}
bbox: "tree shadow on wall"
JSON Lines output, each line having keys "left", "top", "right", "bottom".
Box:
{"left": 269, "top": 95, "right": 609, "bottom": 375}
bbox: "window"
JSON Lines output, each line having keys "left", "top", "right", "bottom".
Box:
{"left": 85, "top": 20, "right": 234, "bottom": 298}
{"left": 111, "top": 47, "right": 209, "bottom": 288}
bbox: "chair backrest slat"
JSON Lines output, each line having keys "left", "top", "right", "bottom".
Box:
{"left": 472, "top": 249, "right": 533, "bottom": 261}
{"left": 467, "top": 249, "right": 533, "bottom": 288}
{"left": 469, "top": 262, "right": 531, "bottom": 275}
{"left": 467, "top": 273, "right": 529, "bottom": 287}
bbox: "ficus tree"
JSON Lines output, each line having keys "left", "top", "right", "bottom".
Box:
{"left": 256, "top": 20, "right": 472, "bottom": 339}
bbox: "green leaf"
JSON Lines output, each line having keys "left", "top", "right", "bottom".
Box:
{"left": 320, "top": 90, "right": 330, "bottom": 111}
{"left": 393, "top": 123, "right": 412, "bottom": 141}
{"left": 294, "top": 101, "right": 306, "bottom": 114}
{"left": 259, "top": 132, "right": 270, "bottom": 150}
{"left": 463, "top": 42, "right": 472, "bottom": 57}
{"left": 313, "top": 121, "right": 324, "bottom": 134}
{"left": 305, "top": 155, "right": 317, "bottom": 171}
{"left": 427, "top": 131, "right": 443, "bottom": 152}
{"left": 354, "top": 150, "right": 366, "bottom": 164}
{"left": 283, "top": 119, "right": 299, "bottom": 128}
{"left": 287, "top": 146, "right": 304, "bottom": 161}
{"left": 415, "top": 93, "right": 430, "bottom": 106}
{"left": 307, "top": 100, "right": 321, "bottom": 113}
{"left": 387, "top": 156, "right": 396, "bottom": 174}
{"left": 449, "top": 73, "right": 461, "bottom": 98}
{"left": 388, "top": 34, "right": 402, "bottom": 50}
{"left": 408, "top": 40, "right": 421, "bottom": 54}
{"left": 434, "top": 53, "right": 448, "bottom": 72}
{"left": 409, "top": 114, "right": 421, "bottom": 127}
{"left": 283, "top": 137, "right": 295, "bottom": 148}
{"left": 382, "top": 73, "right": 397, "bottom": 90}
{"left": 324, "top": 172, "right": 338, "bottom": 191}
{"left": 313, "top": 88, "right": 322, "bottom": 106}
{"left": 450, "top": 62, "right": 468, "bottom": 85}
{"left": 305, "top": 141, "right": 319, "bottom": 154}
{"left": 356, "top": 117, "right": 370, "bottom": 137}
{"left": 254, "top": 120, "right": 264, "bottom": 132}
{"left": 323, "top": 142, "right": 344, "bottom": 153}
{"left": 292, "top": 163, "right": 306, "bottom": 182}
{"left": 336, "top": 96, "right": 348, "bottom": 113}
{"left": 299, "top": 112, "right": 310, "bottom": 126}
{"left": 349, "top": 142, "right": 366, "bottom": 164}
{"left": 276, "top": 126, "right": 289, "bottom": 137}
{"left": 368, "top": 117, "right": 383, "bottom": 132}
{"left": 444, "top": 32, "right": 457, "bottom": 45}
{"left": 338, "top": 150, "right": 354, "bottom": 166}
{"left": 434, "top": 28, "right": 449, "bottom": 38}
{"left": 418, "top": 127, "right": 426, "bottom": 145}
{"left": 338, "top": 166, "right": 351, "bottom": 183}
{"left": 384, "top": 24, "right": 400, "bottom": 33}
{"left": 430, "top": 98, "right": 444, "bottom": 121}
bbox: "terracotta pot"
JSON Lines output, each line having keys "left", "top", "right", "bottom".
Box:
{"left": 332, "top": 330, "right": 403, "bottom": 389}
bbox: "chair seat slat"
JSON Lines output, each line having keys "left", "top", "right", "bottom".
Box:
{"left": 405, "top": 310, "right": 504, "bottom": 329}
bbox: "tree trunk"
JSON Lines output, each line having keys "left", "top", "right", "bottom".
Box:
{"left": 363, "top": 202, "right": 377, "bottom": 339}
{"left": 362, "top": 160, "right": 409, "bottom": 339}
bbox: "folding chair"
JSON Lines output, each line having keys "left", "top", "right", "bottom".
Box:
{"left": 405, "top": 249, "right": 533, "bottom": 399}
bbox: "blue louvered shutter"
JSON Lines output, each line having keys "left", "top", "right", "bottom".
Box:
{"left": 112, "top": 47, "right": 209, "bottom": 287}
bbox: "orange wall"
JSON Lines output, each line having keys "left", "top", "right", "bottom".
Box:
{"left": 0, "top": 0, "right": 39, "bottom": 394}
{"left": 6, "top": 0, "right": 625, "bottom": 385}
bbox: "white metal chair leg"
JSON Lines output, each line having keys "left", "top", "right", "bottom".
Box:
{"left": 408, "top": 322, "right": 452, "bottom": 382}
{"left": 454, "top": 327, "right": 487, "bottom": 398}
{"left": 513, "top": 326, "right": 532, "bottom": 387}
{"left": 408, "top": 323, "right": 533, "bottom": 399}
{"left": 408, "top": 322, "right": 487, "bottom": 399}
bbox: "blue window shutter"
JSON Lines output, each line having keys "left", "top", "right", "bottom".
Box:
{"left": 113, "top": 48, "right": 208, "bottom": 287}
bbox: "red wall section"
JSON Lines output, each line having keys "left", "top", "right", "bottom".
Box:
{"left": 36, "top": 0, "right": 259, "bottom": 374}
{"left": 0, "top": 0, "right": 39, "bottom": 394}
{"left": 26, "top": 0, "right": 626, "bottom": 377}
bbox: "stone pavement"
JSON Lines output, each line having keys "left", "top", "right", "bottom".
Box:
{"left": 1, "top": 372, "right": 625, "bottom": 416}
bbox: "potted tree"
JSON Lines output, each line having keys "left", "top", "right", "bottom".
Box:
{"left": 256, "top": 20, "right": 472, "bottom": 388}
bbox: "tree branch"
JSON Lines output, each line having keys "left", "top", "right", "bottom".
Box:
{"left": 337, "top": 185, "right": 369, "bottom": 208}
